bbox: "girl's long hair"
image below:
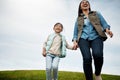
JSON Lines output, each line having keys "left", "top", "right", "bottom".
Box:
{"left": 78, "top": 0, "right": 91, "bottom": 17}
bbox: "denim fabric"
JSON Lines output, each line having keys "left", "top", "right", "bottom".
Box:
{"left": 73, "top": 11, "right": 110, "bottom": 41}
{"left": 80, "top": 16, "right": 99, "bottom": 40}
{"left": 78, "top": 37, "right": 103, "bottom": 80}
{"left": 46, "top": 53, "right": 60, "bottom": 80}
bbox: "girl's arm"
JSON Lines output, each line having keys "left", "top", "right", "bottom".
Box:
{"left": 42, "top": 47, "right": 46, "bottom": 57}
{"left": 42, "top": 35, "right": 50, "bottom": 57}
{"left": 66, "top": 40, "right": 74, "bottom": 50}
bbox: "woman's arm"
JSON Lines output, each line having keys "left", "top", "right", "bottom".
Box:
{"left": 97, "top": 11, "right": 110, "bottom": 31}
{"left": 72, "top": 19, "right": 79, "bottom": 42}
{"left": 72, "top": 19, "right": 79, "bottom": 50}
{"left": 97, "top": 11, "right": 113, "bottom": 38}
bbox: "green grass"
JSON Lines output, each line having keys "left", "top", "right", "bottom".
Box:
{"left": 0, "top": 70, "right": 120, "bottom": 80}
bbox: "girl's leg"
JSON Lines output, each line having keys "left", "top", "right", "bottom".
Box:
{"left": 52, "top": 56, "right": 60, "bottom": 80}
{"left": 91, "top": 37, "right": 103, "bottom": 76}
{"left": 46, "top": 55, "right": 53, "bottom": 80}
{"left": 78, "top": 38, "right": 93, "bottom": 80}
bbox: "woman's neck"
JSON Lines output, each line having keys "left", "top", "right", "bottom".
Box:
{"left": 82, "top": 9, "right": 89, "bottom": 16}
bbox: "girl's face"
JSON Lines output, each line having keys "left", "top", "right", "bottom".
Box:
{"left": 80, "top": 0, "right": 90, "bottom": 10}
{"left": 53, "top": 24, "right": 63, "bottom": 33}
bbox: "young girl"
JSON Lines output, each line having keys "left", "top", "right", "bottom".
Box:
{"left": 42, "top": 23, "right": 74, "bottom": 80}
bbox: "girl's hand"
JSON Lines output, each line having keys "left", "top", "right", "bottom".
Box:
{"left": 106, "top": 29, "right": 113, "bottom": 38}
{"left": 73, "top": 41, "right": 78, "bottom": 50}
{"left": 42, "top": 52, "right": 46, "bottom": 57}
{"left": 42, "top": 48, "right": 46, "bottom": 57}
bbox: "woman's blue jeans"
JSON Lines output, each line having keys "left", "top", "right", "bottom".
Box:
{"left": 78, "top": 37, "right": 103, "bottom": 80}
{"left": 46, "top": 53, "right": 60, "bottom": 80}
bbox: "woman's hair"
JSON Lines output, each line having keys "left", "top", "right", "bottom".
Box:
{"left": 78, "top": 0, "right": 91, "bottom": 17}
{"left": 54, "top": 22, "right": 63, "bottom": 29}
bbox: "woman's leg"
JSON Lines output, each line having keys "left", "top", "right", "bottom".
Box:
{"left": 78, "top": 38, "right": 93, "bottom": 80}
{"left": 91, "top": 37, "right": 103, "bottom": 76}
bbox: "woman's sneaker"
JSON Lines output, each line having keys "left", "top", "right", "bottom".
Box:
{"left": 95, "top": 75, "right": 102, "bottom": 80}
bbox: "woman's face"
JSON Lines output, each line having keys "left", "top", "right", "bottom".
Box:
{"left": 80, "top": 0, "right": 90, "bottom": 10}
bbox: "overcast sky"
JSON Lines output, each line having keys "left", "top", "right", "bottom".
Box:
{"left": 0, "top": 0, "right": 120, "bottom": 75}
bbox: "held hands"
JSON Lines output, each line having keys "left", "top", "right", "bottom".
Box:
{"left": 106, "top": 29, "right": 113, "bottom": 38}
{"left": 73, "top": 41, "right": 78, "bottom": 50}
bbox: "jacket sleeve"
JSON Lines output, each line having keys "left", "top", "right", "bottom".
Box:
{"left": 97, "top": 11, "right": 110, "bottom": 31}
{"left": 72, "top": 18, "right": 79, "bottom": 42}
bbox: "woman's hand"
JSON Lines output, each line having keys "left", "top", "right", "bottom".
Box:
{"left": 106, "top": 28, "right": 113, "bottom": 38}
{"left": 73, "top": 41, "right": 78, "bottom": 50}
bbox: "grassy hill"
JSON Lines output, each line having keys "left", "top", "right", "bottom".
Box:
{"left": 0, "top": 70, "right": 120, "bottom": 80}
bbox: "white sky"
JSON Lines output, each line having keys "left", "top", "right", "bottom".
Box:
{"left": 0, "top": 0, "right": 120, "bottom": 75}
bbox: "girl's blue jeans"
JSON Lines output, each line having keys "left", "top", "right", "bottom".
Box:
{"left": 46, "top": 53, "right": 60, "bottom": 80}
{"left": 78, "top": 37, "right": 103, "bottom": 80}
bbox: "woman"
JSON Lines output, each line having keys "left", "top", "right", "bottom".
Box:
{"left": 72, "top": 0, "right": 113, "bottom": 80}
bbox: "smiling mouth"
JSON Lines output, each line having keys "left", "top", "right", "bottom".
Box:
{"left": 56, "top": 29, "right": 61, "bottom": 30}
{"left": 83, "top": 4, "right": 88, "bottom": 7}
